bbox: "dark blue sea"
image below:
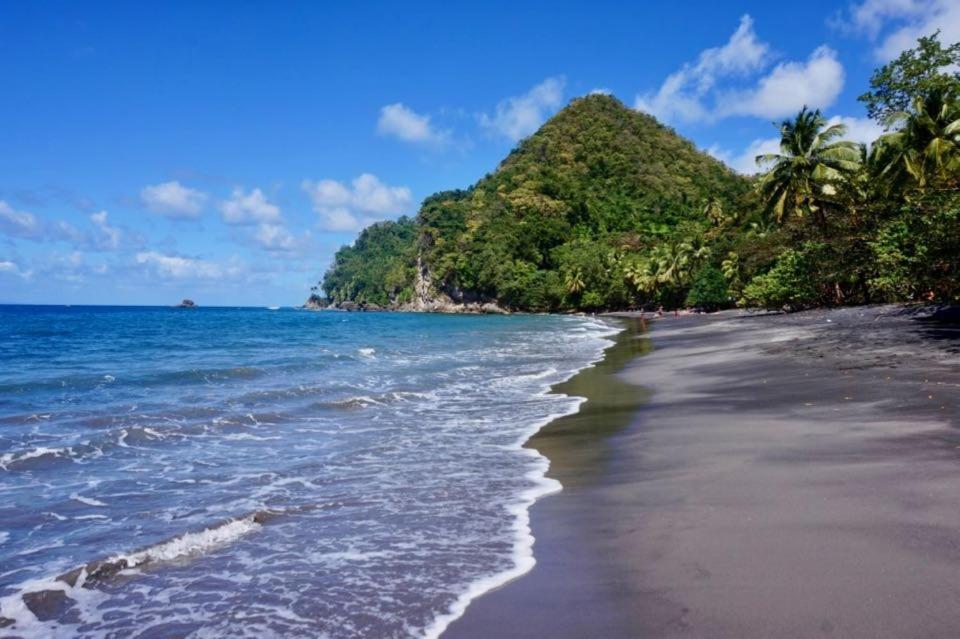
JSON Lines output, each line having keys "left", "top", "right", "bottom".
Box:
{"left": 0, "top": 305, "right": 617, "bottom": 638}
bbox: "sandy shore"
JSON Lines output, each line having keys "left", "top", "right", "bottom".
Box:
{"left": 447, "top": 305, "right": 960, "bottom": 638}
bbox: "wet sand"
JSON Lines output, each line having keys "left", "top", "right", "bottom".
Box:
{"left": 448, "top": 305, "right": 960, "bottom": 638}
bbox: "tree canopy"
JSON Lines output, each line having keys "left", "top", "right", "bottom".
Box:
{"left": 318, "top": 33, "right": 960, "bottom": 312}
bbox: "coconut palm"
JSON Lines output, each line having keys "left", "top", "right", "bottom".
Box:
{"left": 721, "top": 251, "right": 743, "bottom": 296}
{"left": 625, "top": 238, "right": 711, "bottom": 299}
{"left": 623, "top": 255, "right": 660, "bottom": 297}
{"left": 661, "top": 239, "right": 710, "bottom": 287}
{"left": 872, "top": 87, "right": 960, "bottom": 189}
{"left": 702, "top": 197, "right": 728, "bottom": 226}
{"left": 756, "top": 107, "right": 862, "bottom": 228}
{"left": 563, "top": 269, "right": 586, "bottom": 294}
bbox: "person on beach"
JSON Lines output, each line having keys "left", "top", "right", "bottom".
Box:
{"left": 657, "top": 305, "right": 664, "bottom": 317}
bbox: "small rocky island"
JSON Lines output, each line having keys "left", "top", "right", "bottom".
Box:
{"left": 176, "top": 299, "right": 196, "bottom": 308}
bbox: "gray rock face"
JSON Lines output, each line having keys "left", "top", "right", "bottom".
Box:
{"left": 480, "top": 303, "right": 508, "bottom": 314}
{"left": 305, "top": 253, "right": 510, "bottom": 314}
{"left": 22, "top": 589, "right": 72, "bottom": 622}
{"left": 393, "top": 253, "right": 509, "bottom": 314}
{"left": 303, "top": 296, "right": 326, "bottom": 310}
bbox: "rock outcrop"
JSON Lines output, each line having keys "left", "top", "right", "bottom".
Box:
{"left": 304, "top": 256, "right": 509, "bottom": 314}
{"left": 304, "top": 295, "right": 326, "bottom": 310}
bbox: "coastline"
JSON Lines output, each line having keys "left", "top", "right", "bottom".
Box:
{"left": 423, "top": 315, "right": 628, "bottom": 639}
{"left": 446, "top": 317, "right": 653, "bottom": 637}
{"left": 447, "top": 305, "right": 960, "bottom": 638}
{"left": 0, "top": 310, "right": 620, "bottom": 638}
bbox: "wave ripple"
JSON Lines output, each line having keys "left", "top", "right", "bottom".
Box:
{"left": 0, "top": 306, "right": 617, "bottom": 637}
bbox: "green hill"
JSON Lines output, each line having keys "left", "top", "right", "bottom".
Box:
{"left": 318, "top": 94, "right": 750, "bottom": 311}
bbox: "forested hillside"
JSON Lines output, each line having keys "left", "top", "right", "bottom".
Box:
{"left": 316, "top": 33, "right": 960, "bottom": 312}
{"left": 320, "top": 94, "right": 748, "bottom": 311}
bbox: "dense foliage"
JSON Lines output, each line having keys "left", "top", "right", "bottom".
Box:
{"left": 319, "top": 33, "right": 960, "bottom": 312}
{"left": 685, "top": 266, "right": 731, "bottom": 311}
{"left": 322, "top": 94, "right": 748, "bottom": 310}
{"left": 320, "top": 217, "right": 417, "bottom": 306}
{"left": 735, "top": 33, "right": 960, "bottom": 309}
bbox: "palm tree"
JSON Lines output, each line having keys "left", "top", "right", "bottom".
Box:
{"left": 564, "top": 269, "right": 585, "bottom": 294}
{"left": 756, "top": 107, "right": 862, "bottom": 229}
{"left": 721, "top": 251, "right": 743, "bottom": 296}
{"left": 872, "top": 87, "right": 960, "bottom": 190}
{"left": 624, "top": 239, "right": 711, "bottom": 299}
{"left": 703, "top": 197, "right": 728, "bottom": 226}
{"left": 623, "top": 255, "right": 660, "bottom": 297}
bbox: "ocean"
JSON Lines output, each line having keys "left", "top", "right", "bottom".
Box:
{"left": 0, "top": 305, "right": 618, "bottom": 638}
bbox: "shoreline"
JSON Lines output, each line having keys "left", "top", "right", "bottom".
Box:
{"left": 446, "top": 317, "right": 652, "bottom": 637}
{"left": 447, "top": 304, "right": 960, "bottom": 638}
{"left": 423, "top": 315, "right": 626, "bottom": 639}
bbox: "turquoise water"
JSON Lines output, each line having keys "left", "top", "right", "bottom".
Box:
{"left": 0, "top": 306, "right": 617, "bottom": 638}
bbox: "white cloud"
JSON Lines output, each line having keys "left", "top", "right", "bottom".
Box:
{"left": 480, "top": 77, "right": 566, "bottom": 141}
{"left": 717, "top": 46, "right": 845, "bottom": 118}
{"left": 635, "top": 15, "right": 771, "bottom": 122}
{"left": 827, "top": 115, "right": 884, "bottom": 146}
{"left": 377, "top": 103, "right": 449, "bottom": 145}
{"left": 635, "top": 16, "right": 844, "bottom": 123}
{"left": 0, "top": 201, "right": 134, "bottom": 251}
{"left": 302, "top": 173, "right": 413, "bottom": 231}
{"left": 219, "top": 188, "right": 281, "bottom": 225}
{"left": 589, "top": 88, "right": 613, "bottom": 96}
{"left": 90, "top": 211, "right": 122, "bottom": 250}
{"left": 709, "top": 114, "right": 882, "bottom": 175}
{"left": 254, "top": 223, "right": 310, "bottom": 254}
{"left": 844, "top": 0, "right": 960, "bottom": 60}
{"left": 0, "top": 260, "right": 32, "bottom": 279}
{"left": 0, "top": 200, "right": 42, "bottom": 239}
{"left": 135, "top": 251, "right": 242, "bottom": 280}
{"left": 708, "top": 137, "right": 782, "bottom": 175}
{"left": 140, "top": 181, "right": 207, "bottom": 218}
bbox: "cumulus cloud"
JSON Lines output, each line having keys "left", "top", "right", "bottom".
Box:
{"left": 708, "top": 137, "right": 783, "bottom": 175}
{"left": 377, "top": 103, "right": 450, "bottom": 146}
{"left": 636, "top": 15, "right": 771, "bottom": 122}
{"left": 135, "top": 251, "right": 243, "bottom": 280}
{"left": 0, "top": 259, "right": 32, "bottom": 279}
{"left": 219, "top": 188, "right": 281, "bottom": 225}
{"left": 480, "top": 77, "right": 566, "bottom": 141}
{"left": 636, "top": 16, "right": 844, "bottom": 123}
{"left": 301, "top": 173, "right": 413, "bottom": 231}
{"left": 90, "top": 211, "right": 122, "bottom": 250}
{"left": 842, "top": 0, "right": 960, "bottom": 60}
{"left": 253, "top": 223, "right": 311, "bottom": 254}
{"left": 827, "top": 115, "right": 884, "bottom": 146}
{"left": 140, "top": 181, "right": 207, "bottom": 218}
{"left": 717, "top": 46, "right": 845, "bottom": 119}
{"left": 709, "top": 114, "right": 883, "bottom": 174}
{"left": 0, "top": 200, "right": 132, "bottom": 251}
{"left": 0, "top": 200, "right": 42, "bottom": 239}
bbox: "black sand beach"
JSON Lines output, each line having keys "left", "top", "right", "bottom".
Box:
{"left": 449, "top": 305, "right": 960, "bottom": 638}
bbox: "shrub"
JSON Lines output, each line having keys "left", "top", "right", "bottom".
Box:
{"left": 684, "top": 266, "right": 730, "bottom": 310}
{"left": 741, "top": 246, "right": 821, "bottom": 309}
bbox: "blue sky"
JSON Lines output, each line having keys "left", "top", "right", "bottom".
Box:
{"left": 1, "top": 0, "right": 957, "bottom": 306}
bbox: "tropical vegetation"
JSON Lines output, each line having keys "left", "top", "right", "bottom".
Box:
{"left": 315, "top": 32, "right": 960, "bottom": 312}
